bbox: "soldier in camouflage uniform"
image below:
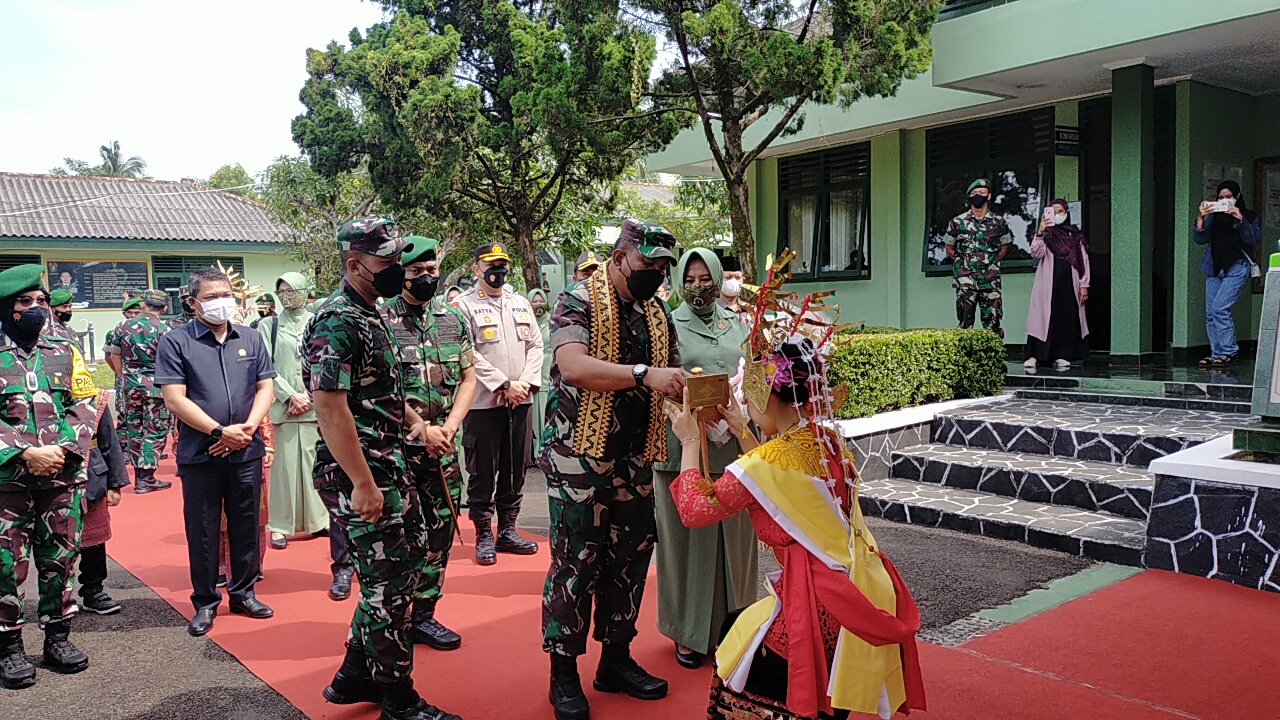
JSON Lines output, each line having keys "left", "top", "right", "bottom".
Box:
{"left": 46, "top": 289, "right": 77, "bottom": 345}
{"left": 117, "top": 290, "right": 173, "bottom": 493}
{"left": 168, "top": 286, "right": 198, "bottom": 332}
{"left": 945, "top": 178, "right": 1012, "bottom": 339}
{"left": 539, "top": 220, "right": 686, "bottom": 720}
{"left": 303, "top": 218, "right": 460, "bottom": 720}
{"left": 0, "top": 264, "right": 99, "bottom": 689}
{"left": 105, "top": 297, "right": 143, "bottom": 453}
{"left": 381, "top": 237, "right": 477, "bottom": 652}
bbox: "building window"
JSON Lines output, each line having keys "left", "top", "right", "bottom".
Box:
{"left": 152, "top": 255, "right": 245, "bottom": 315}
{"left": 922, "top": 108, "right": 1054, "bottom": 275}
{"left": 778, "top": 143, "right": 871, "bottom": 281}
{"left": 0, "top": 254, "right": 42, "bottom": 272}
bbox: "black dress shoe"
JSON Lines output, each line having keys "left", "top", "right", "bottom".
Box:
{"left": 674, "top": 643, "right": 703, "bottom": 669}
{"left": 594, "top": 654, "right": 667, "bottom": 700}
{"left": 329, "top": 569, "right": 354, "bottom": 601}
{"left": 229, "top": 598, "right": 274, "bottom": 619}
{"left": 270, "top": 535, "right": 287, "bottom": 550}
{"left": 188, "top": 608, "right": 216, "bottom": 636}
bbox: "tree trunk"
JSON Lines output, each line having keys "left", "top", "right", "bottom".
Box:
{"left": 514, "top": 219, "right": 540, "bottom": 289}
{"left": 724, "top": 176, "right": 757, "bottom": 282}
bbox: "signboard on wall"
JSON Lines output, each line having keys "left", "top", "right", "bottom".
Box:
{"left": 1054, "top": 126, "right": 1081, "bottom": 157}
{"left": 46, "top": 261, "right": 150, "bottom": 310}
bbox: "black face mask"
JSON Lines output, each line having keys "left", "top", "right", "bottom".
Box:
{"left": 4, "top": 306, "right": 47, "bottom": 346}
{"left": 407, "top": 274, "right": 439, "bottom": 303}
{"left": 483, "top": 267, "right": 509, "bottom": 289}
{"left": 181, "top": 298, "right": 196, "bottom": 315}
{"left": 968, "top": 194, "right": 989, "bottom": 209}
{"left": 56, "top": 310, "right": 73, "bottom": 324}
{"left": 361, "top": 261, "right": 407, "bottom": 299}
{"left": 624, "top": 257, "right": 665, "bottom": 302}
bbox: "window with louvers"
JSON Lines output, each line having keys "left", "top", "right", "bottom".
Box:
{"left": 0, "top": 254, "right": 42, "bottom": 272}
{"left": 152, "top": 255, "right": 244, "bottom": 315}
{"left": 777, "top": 143, "right": 871, "bottom": 281}
{"left": 922, "top": 108, "right": 1054, "bottom": 274}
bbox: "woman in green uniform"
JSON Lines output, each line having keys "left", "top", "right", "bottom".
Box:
{"left": 526, "top": 288, "right": 553, "bottom": 456}
{"left": 653, "top": 248, "right": 758, "bottom": 668}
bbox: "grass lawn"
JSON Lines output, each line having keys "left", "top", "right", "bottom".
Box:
{"left": 90, "top": 363, "right": 115, "bottom": 390}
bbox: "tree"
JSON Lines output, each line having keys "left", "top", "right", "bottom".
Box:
{"left": 205, "top": 163, "right": 260, "bottom": 200}
{"left": 632, "top": 0, "right": 942, "bottom": 279}
{"left": 293, "top": 0, "right": 682, "bottom": 287}
{"left": 611, "top": 177, "right": 730, "bottom": 248}
{"left": 50, "top": 140, "right": 148, "bottom": 178}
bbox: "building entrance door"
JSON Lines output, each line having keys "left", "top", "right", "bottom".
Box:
{"left": 1080, "top": 98, "right": 1111, "bottom": 353}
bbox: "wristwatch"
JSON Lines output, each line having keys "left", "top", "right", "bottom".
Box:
{"left": 500, "top": 380, "right": 512, "bottom": 391}
{"left": 632, "top": 364, "right": 649, "bottom": 387}
{"left": 210, "top": 425, "right": 224, "bottom": 439}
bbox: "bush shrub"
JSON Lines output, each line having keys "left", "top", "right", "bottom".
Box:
{"left": 826, "top": 327, "right": 1005, "bottom": 418}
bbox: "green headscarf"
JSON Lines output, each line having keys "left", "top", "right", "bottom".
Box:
{"left": 675, "top": 247, "right": 723, "bottom": 318}
{"left": 276, "top": 272, "right": 312, "bottom": 312}
{"left": 527, "top": 288, "right": 551, "bottom": 322}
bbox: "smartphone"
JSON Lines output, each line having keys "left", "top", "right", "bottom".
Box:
{"left": 1209, "top": 199, "right": 1236, "bottom": 213}
{"left": 1042, "top": 206, "right": 1055, "bottom": 225}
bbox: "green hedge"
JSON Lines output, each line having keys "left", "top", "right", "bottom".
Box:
{"left": 827, "top": 327, "right": 1005, "bottom": 418}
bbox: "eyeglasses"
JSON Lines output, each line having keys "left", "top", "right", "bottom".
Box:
{"left": 13, "top": 295, "right": 49, "bottom": 309}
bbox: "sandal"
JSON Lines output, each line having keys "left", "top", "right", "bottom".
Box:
{"left": 1198, "top": 356, "right": 1215, "bottom": 367}
{"left": 1211, "top": 354, "right": 1238, "bottom": 366}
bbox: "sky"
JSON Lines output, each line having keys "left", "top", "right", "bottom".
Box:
{"left": 0, "top": 0, "right": 387, "bottom": 182}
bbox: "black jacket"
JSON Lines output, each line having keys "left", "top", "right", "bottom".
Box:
{"left": 87, "top": 408, "right": 130, "bottom": 502}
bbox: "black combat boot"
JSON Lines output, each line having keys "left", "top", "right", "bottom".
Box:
{"left": 42, "top": 622, "right": 88, "bottom": 674}
{"left": 379, "top": 682, "right": 461, "bottom": 720}
{"left": 549, "top": 653, "right": 589, "bottom": 720}
{"left": 473, "top": 523, "right": 497, "bottom": 566}
{"left": 594, "top": 642, "right": 667, "bottom": 700}
{"left": 410, "top": 600, "right": 461, "bottom": 651}
{"left": 0, "top": 630, "right": 36, "bottom": 689}
{"left": 495, "top": 510, "right": 538, "bottom": 555}
{"left": 323, "top": 639, "right": 382, "bottom": 705}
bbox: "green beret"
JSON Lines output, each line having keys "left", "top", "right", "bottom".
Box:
{"left": 121, "top": 298, "right": 142, "bottom": 312}
{"left": 0, "top": 264, "right": 46, "bottom": 300}
{"left": 402, "top": 236, "right": 439, "bottom": 266}
{"left": 49, "top": 289, "right": 73, "bottom": 307}
{"left": 967, "top": 178, "right": 991, "bottom": 194}
{"left": 258, "top": 293, "right": 276, "bottom": 304}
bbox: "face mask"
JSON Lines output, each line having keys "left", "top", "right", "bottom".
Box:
{"left": 531, "top": 300, "right": 549, "bottom": 316}
{"left": 721, "top": 278, "right": 742, "bottom": 298}
{"left": 1053, "top": 212, "right": 1068, "bottom": 225}
{"left": 200, "top": 297, "right": 238, "bottom": 325}
{"left": 624, "top": 257, "right": 665, "bottom": 302}
{"left": 483, "top": 267, "right": 509, "bottom": 289}
{"left": 968, "top": 194, "right": 989, "bottom": 209}
{"left": 681, "top": 283, "right": 719, "bottom": 312}
{"left": 181, "top": 298, "right": 196, "bottom": 315}
{"left": 407, "top": 274, "right": 439, "bottom": 303}
{"left": 280, "top": 293, "right": 306, "bottom": 311}
{"left": 361, "top": 261, "right": 406, "bottom": 299}
{"left": 5, "top": 306, "right": 47, "bottom": 344}
{"left": 56, "top": 310, "right": 73, "bottom": 323}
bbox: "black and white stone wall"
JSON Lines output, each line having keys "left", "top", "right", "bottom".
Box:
{"left": 845, "top": 423, "right": 929, "bottom": 481}
{"left": 1145, "top": 475, "right": 1280, "bottom": 593}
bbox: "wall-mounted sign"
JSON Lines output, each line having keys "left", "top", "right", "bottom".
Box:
{"left": 1054, "top": 126, "right": 1081, "bottom": 157}
{"left": 46, "top": 261, "right": 151, "bottom": 310}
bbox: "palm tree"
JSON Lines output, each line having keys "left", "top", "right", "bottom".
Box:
{"left": 95, "top": 141, "right": 147, "bottom": 178}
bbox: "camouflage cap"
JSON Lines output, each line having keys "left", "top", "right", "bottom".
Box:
{"left": 48, "top": 289, "right": 73, "bottom": 307}
{"left": 0, "top": 264, "right": 45, "bottom": 300}
{"left": 337, "top": 217, "right": 411, "bottom": 258}
{"left": 141, "top": 289, "right": 169, "bottom": 304}
{"left": 121, "top": 298, "right": 142, "bottom": 313}
{"left": 967, "top": 178, "right": 992, "bottom": 194}
{"left": 618, "top": 219, "right": 677, "bottom": 260}
{"left": 402, "top": 236, "right": 439, "bottom": 266}
{"left": 575, "top": 250, "right": 602, "bottom": 271}
{"left": 257, "top": 293, "right": 276, "bottom": 304}
{"left": 474, "top": 242, "right": 511, "bottom": 264}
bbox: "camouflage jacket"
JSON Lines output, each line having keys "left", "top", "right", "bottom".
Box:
{"left": 303, "top": 283, "right": 407, "bottom": 493}
{"left": 104, "top": 321, "right": 128, "bottom": 357}
{"left": 944, "top": 210, "right": 1011, "bottom": 284}
{"left": 167, "top": 314, "right": 196, "bottom": 332}
{"left": 0, "top": 332, "right": 98, "bottom": 488}
{"left": 381, "top": 296, "right": 475, "bottom": 424}
{"left": 117, "top": 315, "right": 166, "bottom": 397}
{"left": 541, "top": 280, "right": 680, "bottom": 465}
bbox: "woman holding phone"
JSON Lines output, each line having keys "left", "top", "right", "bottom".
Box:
{"left": 1025, "top": 198, "right": 1091, "bottom": 370}
{"left": 1194, "top": 180, "right": 1261, "bottom": 366}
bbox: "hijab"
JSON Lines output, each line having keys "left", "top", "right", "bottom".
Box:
{"left": 1209, "top": 180, "right": 1258, "bottom": 276}
{"left": 1042, "top": 198, "right": 1088, "bottom": 276}
{"left": 675, "top": 247, "right": 723, "bottom": 319}
{"left": 527, "top": 289, "right": 550, "bottom": 324}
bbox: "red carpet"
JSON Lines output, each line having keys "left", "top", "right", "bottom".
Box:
{"left": 107, "top": 461, "right": 1280, "bottom": 719}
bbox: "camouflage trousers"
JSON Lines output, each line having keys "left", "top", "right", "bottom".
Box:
{"left": 955, "top": 275, "right": 1004, "bottom": 340}
{"left": 0, "top": 485, "right": 85, "bottom": 631}
{"left": 406, "top": 447, "right": 462, "bottom": 604}
{"left": 114, "top": 379, "right": 127, "bottom": 454}
{"left": 318, "top": 483, "right": 425, "bottom": 685}
{"left": 124, "top": 390, "right": 170, "bottom": 470}
{"left": 540, "top": 452, "right": 656, "bottom": 657}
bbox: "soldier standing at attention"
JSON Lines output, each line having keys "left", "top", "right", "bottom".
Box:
{"left": 302, "top": 218, "right": 460, "bottom": 720}
{"left": 453, "top": 243, "right": 543, "bottom": 565}
{"left": 105, "top": 297, "right": 143, "bottom": 454}
{"left": 382, "top": 237, "right": 478, "bottom": 652}
{"left": 539, "top": 220, "right": 686, "bottom": 720}
{"left": 117, "top": 290, "right": 174, "bottom": 493}
{"left": 46, "top": 289, "right": 77, "bottom": 343}
{"left": 945, "top": 178, "right": 1012, "bottom": 339}
{"left": 0, "top": 264, "right": 98, "bottom": 689}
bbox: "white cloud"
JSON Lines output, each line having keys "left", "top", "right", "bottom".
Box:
{"left": 0, "top": 0, "right": 386, "bottom": 181}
